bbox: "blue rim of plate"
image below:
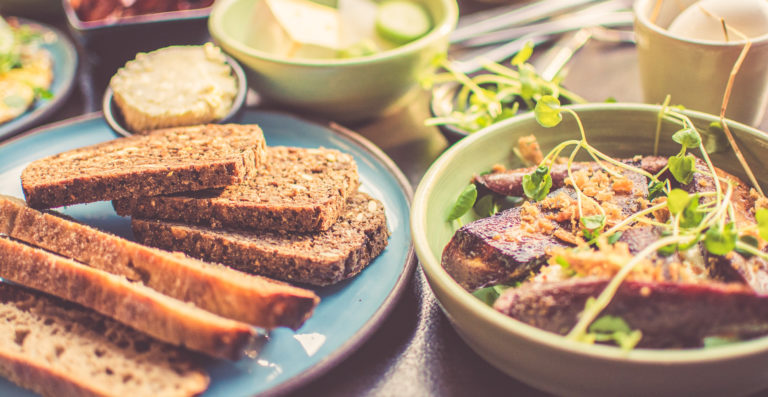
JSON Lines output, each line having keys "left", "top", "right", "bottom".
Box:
{"left": 0, "top": 17, "right": 78, "bottom": 141}
{"left": 0, "top": 109, "right": 415, "bottom": 397}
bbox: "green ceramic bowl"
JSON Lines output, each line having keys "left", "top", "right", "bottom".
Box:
{"left": 208, "top": 0, "right": 458, "bottom": 123}
{"left": 412, "top": 103, "right": 768, "bottom": 397}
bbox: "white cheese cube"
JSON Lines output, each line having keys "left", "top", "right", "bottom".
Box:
{"left": 250, "top": 0, "right": 342, "bottom": 59}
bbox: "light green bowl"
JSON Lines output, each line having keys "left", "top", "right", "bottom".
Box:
{"left": 412, "top": 103, "right": 768, "bottom": 397}
{"left": 208, "top": 0, "right": 458, "bottom": 123}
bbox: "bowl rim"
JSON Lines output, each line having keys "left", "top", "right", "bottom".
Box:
{"left": 412, "top": 101, "right": 768, "bottom": 364}
{"left": 102, "top": 49, "right": 248, "bottom": 137}
{"left": 633, "top": 0, "right": 768, "bottom": 47}
{"left": 208, "top": 0, "right": 459, "bottom": 67}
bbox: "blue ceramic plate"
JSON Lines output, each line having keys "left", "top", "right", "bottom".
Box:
{"left": 0, "top": 110, "right": 414, "bottom": 396}
{"left": 0, "top": 18, "right": 78, "bottom": 141}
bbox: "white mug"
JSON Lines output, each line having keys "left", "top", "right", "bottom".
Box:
{"left": 634, "top": 0, "right": 768, "bottom": 126}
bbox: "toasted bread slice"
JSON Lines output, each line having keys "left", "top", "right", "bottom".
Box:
{"left": 21, "top": 124, "right": 266, "bottom": 209}
{"left": 0, "top": 195, "right": 318, "bottom": 330}
{"left": 0, "top": 236, "right": 254, "bottom": 360}
{"left": 0, "top": 282, "right": 209, "bottom": 397}
{"left": 131, "top": 192, "right": 390, "bottom": 286}
{"left": 114, "top": 146, "right": 359, "bottom": 232}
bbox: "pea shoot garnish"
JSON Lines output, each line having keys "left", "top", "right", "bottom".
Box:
{"left": 446, "top": 184, "right": 477, "bottom": 223}
{"left": 582, "top": 313, "right": 642, "bottom": 351}
{"left": 521, "top": 165, "right": 552, "bottom": 202}
{"left": 424, "top": 42, "right": 586, "bottom": 134}
{"left": 468, "top": 96, "right": 768, "bottom": 347}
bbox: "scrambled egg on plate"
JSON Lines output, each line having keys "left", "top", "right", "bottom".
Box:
{"left": 0, "top": 17, "right": 53, "bottom": 124}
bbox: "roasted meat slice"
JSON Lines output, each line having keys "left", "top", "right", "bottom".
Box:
{"left": 442, "top": 204, "right": 570, "bottom": 290}
{"left": 444, "top": 160, "right": 652, "bottom": 290}
{"left": 474, "top": 156, "right": 666, "bottom": 198}
{"left": 494, "top": 277, "right": 768, "bottom": 348}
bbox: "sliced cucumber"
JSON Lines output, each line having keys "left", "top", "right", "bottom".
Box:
{"left": 375, "top": 1, "right": 432, "bottom": 45}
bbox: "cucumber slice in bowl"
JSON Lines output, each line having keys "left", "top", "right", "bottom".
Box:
{"left": 375, "top": 0, "right": 432, "bottom": 45}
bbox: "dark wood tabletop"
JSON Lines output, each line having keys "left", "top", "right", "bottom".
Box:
{"left": 4, "top": 2, "right": 768, "bottom": 396}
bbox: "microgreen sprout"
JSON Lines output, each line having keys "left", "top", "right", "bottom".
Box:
{"left": 424, "top": 42, "right": 586, "bottom": 134}
{"left": 474, "top": 194, "right": 499, "bottom": 218}
{"left": 446, "top": 184, "right": 477, "bottom": 224}
{"left": 522, "top": 165, "right": 552, "bottom": 202}
{"left": 581, "top": 313, "right": 642, "bottom": 351}
{"left": 513, "top": 98, "right": 768, "bottom": 346}
{"left": 472, "top": 284, "right": 516, "bottom": 306}
{"left": 449, "top": 20, "right": 768, "bottom": 348}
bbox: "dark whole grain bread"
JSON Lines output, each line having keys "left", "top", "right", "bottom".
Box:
{"left": 0, "top": 236, "right": 255, "bottom": 360}
{"left": 20, "top": 124, "right": 266, "bottom": 209}
{"left": 0, "top": 194, "right": 319, "bottom": 330}
{"left": 0, "top": 282, "right": 209, "bottom": 397}
{"left": 114, "top": 146, "right": 359, "bottom": 232}
{"left": 131, "top": 192, "right": 390, "bottom": 286}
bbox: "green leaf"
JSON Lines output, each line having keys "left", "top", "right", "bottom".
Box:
{"left": 679, "top": 193, "right": 703, "bottom": 228}
{"left": 647, "top": 180, "right": 667, "bottom": 201}
{"left": 518, "top": 67, "right": 538, "bottom": 103}
{"left": 735, "top": 235, "right": 759, "bottom": 258}
{"left": 704, "top": 122, "right": 728, "bottom": 154}
{"left": 677, "top": 234, "right": 702, "bottom": 251}
{"left": 555, "top": 256, "right": 576, "bottom": 277}
{"left": 657, "top": 243, "right": 677, "bottom": 256}
{"left": 472, "top": 284, "right": 514, "bottom": 306}
{"left": 582, "top": 228, "right": 600, "bottom": 243}
{"left": 671, "top": 127, "right": 702, "bottom": 148}
{"left": 534, "top": 95, "right": 562, "bottom": 128}
{"left": 33, "top": 87, "right": 53, "bottom": 100}
{"left": 580, "top": 214, "right": 605, "bottom": 231}
{"left": 657, "top": 230, "right": 677, "bottom": 256}
{"left": 666, "top": 189, "right": 690, "bottom": 215}
{"left": 668, "top": 154, "right": 696, "bottom": 185}
{"left": 474, "top": 194, "right": 499, "bottom": 217}
{"left": 705, "top": 222, "right": 737, "bottom": 256}
{"left": 587, "top": 315, "right": 643, "bottom": 350}
{"left": 511, "top": 41, "right": 534, "bottom": 66}
{"left": 589, "top": 315, "right": 631, "bottom": 334}
{"left": 607, "top": 231, "right": 623, "bottom": 244}
{"left": 756, "top": 208, "right": 768, "bottom": 241}
{"left": 522, "top": 165, "right": 552, "bottom": 201}
{"left": 447, "top": 184, "right": 478, "bottom": 222}
{"left": 604, "top": 97, "right": 617, "bottom": 103}
{"left": 613, "top": 330, "right": 643, "bottom": 350}
{"left": 500, "top": 195, "right": 524, "bottom": 208}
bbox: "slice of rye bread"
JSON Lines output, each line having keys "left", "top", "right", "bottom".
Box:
{"left": 114, "top": 146, "right": 360, "bottom": 232}
{"left": 0, "top": 282, "right": 209, "bottom": 397}
{"left": 0, "top": 195, "right": 319, "bottom": 330}
{"left": 20, "top": 124, "right": 267, "bottom": 209}
{"left": 131, "top": 192, "right": 390, "bottom": 286}
{"left": 0, "top": 236, "right": 254, "bottom": 360}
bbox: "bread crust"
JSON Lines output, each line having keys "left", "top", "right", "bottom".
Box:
{"left": 20, "top": 124, "right": 266, "bottom": 209}
{"left": 113, "top": 146, "right": 359, "bottom": 232}
{"left": 0, "top": 236, "right": 254, "bottom": 360}
{"left": 0, "top": 283, "right": 209, "bottom": 397}
{"left": 132, "top": 192, "right": 390, "bottom": 286}
{"left": 0, "top": 195, "right": 319, "bottom": 330}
